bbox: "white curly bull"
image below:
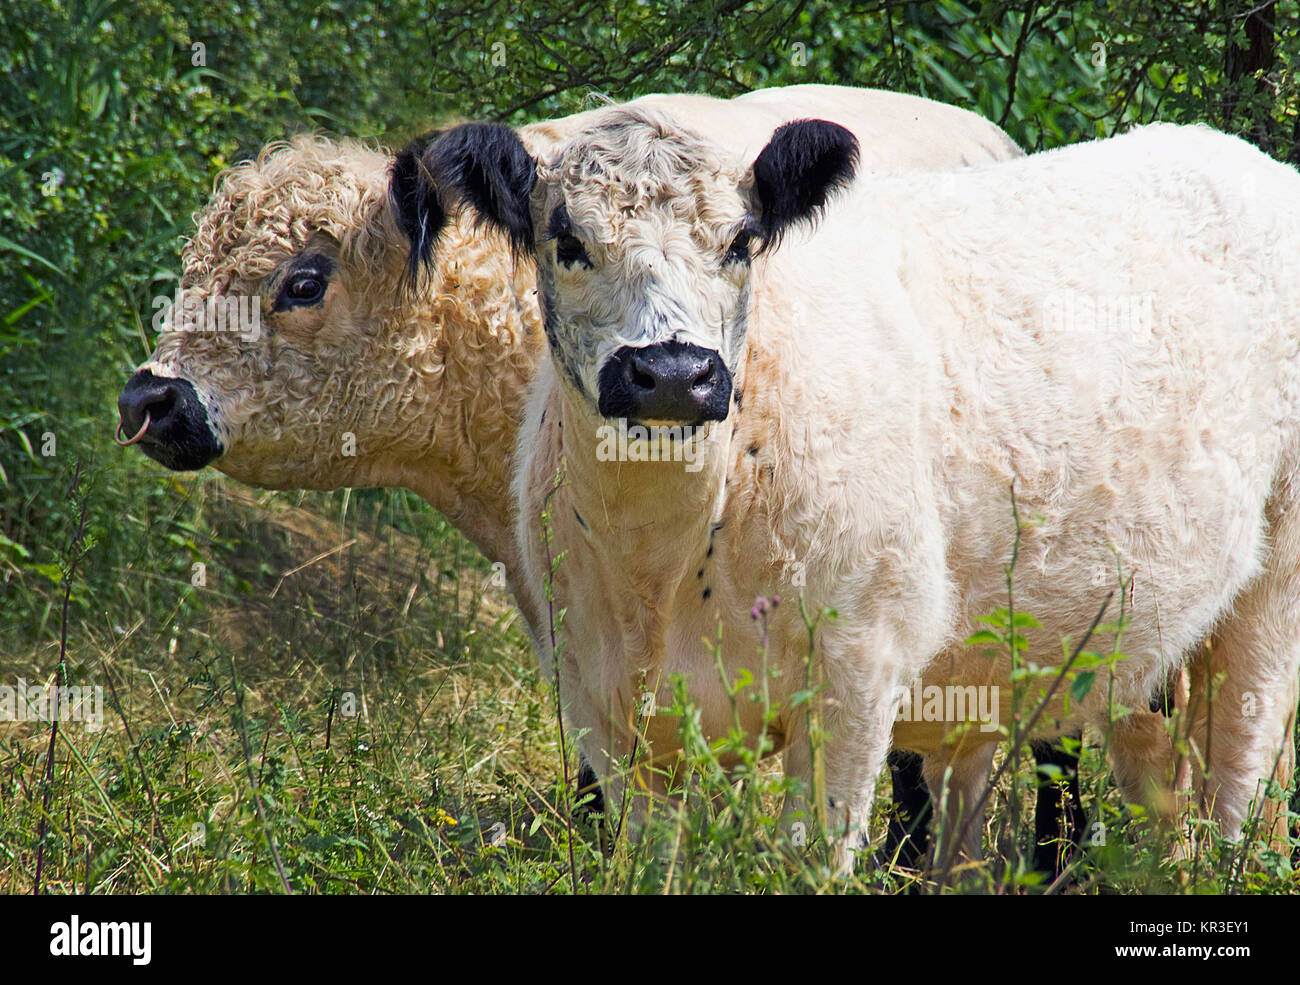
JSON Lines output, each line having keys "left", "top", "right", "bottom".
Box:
{"left": 422, "top": 107, "right": 1300, "bottom": 870}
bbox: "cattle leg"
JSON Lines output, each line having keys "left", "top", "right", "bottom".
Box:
{"left": 575, "top": 755, "right": 606, "bottom": 815}
{"left": 1027, "top": 671, "right": 1181, "bottom": 875}
{"left": 1031, "top": 735, "right": 1086, "bottom": 876}
{"left": 819, "top": 635, "right": 918, "bottom": 875}
{"left": 884, "top": 750, "right": 933, "bottom": 868}
{"left": 777, "top": 719, "right": 817, "bottom": 851}
{"left": 926, "top": 739, "right": 1088, "bottom": 876}
{"left": 923, "top": 741, "right": 997, "bottom": 866}
{"left": 1107, "top": 672, "right": 1190, "bottom": 829}
{"left": 570, "top": 690, "right": 656, "bottom": 839}
{"left": 889, "top": 740, "right": 1086, "bottom": 875}
{"left": 1181, "top": 494, "right": 1300, "bottom": 845}
{"left": 1186, "top": 644, "right": 1297, "bottom": 846}
{"left": 1033, "top": 683, "right": 1183, "bottom": 876}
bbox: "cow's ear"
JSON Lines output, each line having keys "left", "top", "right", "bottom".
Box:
{"left": 749, "top": 119, "right": 859, "bottom": 251}
{"left": 390, "top": 132, "right": 448, "bottom": 279}
{"left": 424, "top": 122, "right": 537, "bottom": 257}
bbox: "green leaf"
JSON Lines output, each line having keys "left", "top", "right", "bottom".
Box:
{"left": 0, "top": 533, "right": 30, "bottom": 559}
{"left": 789, "top": 688, "right": 816, "bottom": 708}
{"left": 0, "top": 235, "right": 66, "bottom": 278}
{"left": 29, "top": 562, "right": 64, "bottom": 584}
{"left": 1066, "top": 675, "right": 1097, "bottom": 706}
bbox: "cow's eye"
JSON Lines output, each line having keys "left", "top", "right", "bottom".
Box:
{"left": 555, "top": 233, "right": 592, "bottom": 269}
{"left": 284, "top": 273, "right": 325, "bottom": 304}
{"left": 724, "top": 230, "right": 752, "bottom": 265}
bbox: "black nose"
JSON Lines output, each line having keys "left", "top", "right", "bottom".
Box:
{"left": 597, "top": 340, "right": 733, "bottom": 424}
{"left": 117, "top": 369, "right": 222, "bottom": 471}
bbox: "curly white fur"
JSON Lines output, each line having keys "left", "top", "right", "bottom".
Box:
{"left": 512, "top": 114, "right": 1300, "bottom": 869}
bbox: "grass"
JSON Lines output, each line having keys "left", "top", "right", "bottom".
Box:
{"left": 1, "top": 468, "right": 1297, "bottom": 895}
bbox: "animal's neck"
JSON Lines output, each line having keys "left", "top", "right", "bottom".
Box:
{"left": 363, "top": 221, "right": 545, "bottom": 570}
{"left": 548, "top": 375, "right": 735, "bottom": 599}
{"left": 576, "top": 400, "right": 726, "bottom": 505}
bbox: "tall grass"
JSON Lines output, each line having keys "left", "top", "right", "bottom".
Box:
{"left": 3, "top": 472, "right": 1295, "bottom": 894}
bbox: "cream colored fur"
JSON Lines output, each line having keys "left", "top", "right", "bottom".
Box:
{"left": 510, "top": 111, "right": 1300, "bottom": 870}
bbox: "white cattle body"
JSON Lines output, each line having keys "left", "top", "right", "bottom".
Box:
{"left": 496, "top": 117, "right": 1299, "bottom": 867}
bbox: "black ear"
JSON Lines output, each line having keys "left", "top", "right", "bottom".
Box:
{"left": 389, "top": 131, "right": 448, "bottom": 280}
{"left": 750, "top": 119, "right": 859, "bottom": 251}
{"left": 424, "top": 122, "right": 537, "bottom": 257}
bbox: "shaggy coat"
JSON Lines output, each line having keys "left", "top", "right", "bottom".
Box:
{"left": 125, "top": 86, "right": 1020, "bottom": 637}
{"left": 433, "top": 109, "right": 1300, "bottom": 866}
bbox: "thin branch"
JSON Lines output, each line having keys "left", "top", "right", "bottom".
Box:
{"left": 540, "top": 464, "right": 582, "bottom": 894}
{"left": 999, "top": 1, "right": 1039, "bottom": 129}
{"left": 33, "top": 460, "right": 88, "bottom": 895}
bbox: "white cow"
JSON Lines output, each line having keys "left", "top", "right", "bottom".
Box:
{"left": 418, "top": 108, "right": 1300, "bottom": 870}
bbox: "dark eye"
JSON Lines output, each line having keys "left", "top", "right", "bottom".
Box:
{"left": 555, "top": 233, "right": 591, "bottom": 269}
{"left": 724, "top": 230, "right": 752, "bottom": 265}
{"left": 284, "top": 273, "right": 325, "bottom": 304}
